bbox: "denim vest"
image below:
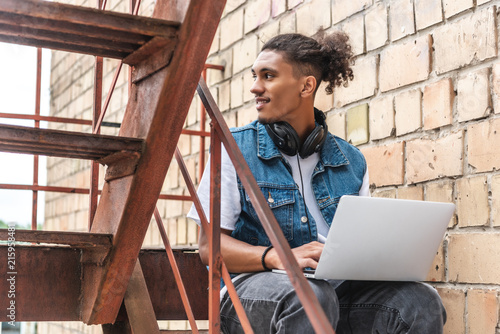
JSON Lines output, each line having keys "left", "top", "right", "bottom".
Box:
{"left": 231, "top": 120, "right": 366, "bottom": 249}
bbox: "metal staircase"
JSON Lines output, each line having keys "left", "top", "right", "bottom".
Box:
{"left": 0, "top": 1, "right": 337, "bottom": 333}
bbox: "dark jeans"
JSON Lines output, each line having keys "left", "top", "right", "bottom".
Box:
{"left": 220, "top": 272, "right": 446, "bottom": 333}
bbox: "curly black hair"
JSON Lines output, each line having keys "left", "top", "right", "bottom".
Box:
{"left": 261, "top": 32, "right": 354, "bottom": 95}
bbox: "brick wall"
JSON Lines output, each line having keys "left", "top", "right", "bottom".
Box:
{"left": 46, "top": 0, "right": 500, "bottom": 332}
{"left": 204, "top": 0, "right": 500, "bottom": 332}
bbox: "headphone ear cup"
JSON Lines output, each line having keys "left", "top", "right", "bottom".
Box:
{"left": 300, "top": 125, "right": 326, "bottom": 158}
{"left": 266, "top": 122, "right": 300, "bottom": 156}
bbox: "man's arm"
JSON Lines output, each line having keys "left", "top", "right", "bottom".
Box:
{"left": 198, "top": 226, "right": 324, "bottom": 273}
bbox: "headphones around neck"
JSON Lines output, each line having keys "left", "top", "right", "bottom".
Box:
{"left": 265, "top": 108, "right": 328, "bottom": 159}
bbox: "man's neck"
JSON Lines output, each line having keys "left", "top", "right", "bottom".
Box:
{"left": 288, "top": 106, "right": 316, "bottom": 143}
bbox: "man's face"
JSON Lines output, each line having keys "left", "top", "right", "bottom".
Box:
{"left": 250, "top": 50, "right": 304, "bottom": 125}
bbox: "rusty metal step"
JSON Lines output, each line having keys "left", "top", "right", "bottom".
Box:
{"left": 0, "top": 246, "right": 208, "bottom": 322}
{"left": 0, "top": 123, "right": 143, "bottom": 161}
{"left": 0, "top": 0, "right": 179, "bottom": 64}
{"left": 0, "top": 229, "right": 113, "bottom": 248}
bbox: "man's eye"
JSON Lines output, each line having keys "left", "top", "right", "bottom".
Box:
{"left": 265, "top": 73, "right": 273, "bottom": 79}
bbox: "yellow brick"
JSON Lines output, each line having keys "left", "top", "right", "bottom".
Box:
{"left": 456, "top": 176, "right": 489, "bottom": 227}
{"left": 437, "top": 288, "right": 466, "bottom": 334}
{"left": 346, "top": 104, "right": 369, "bottom": 145}
{"left": 468, "top": 118, "right": 500, "bottom": 173}
{"left": 448, "top": 233, "right": 500, "bottom": 284}
{"left": 422, "top": 78, "right": 453, "bottom": 130}
{"left": 467, "top": 289, "right": 499, "bottom": 334}
{"left": 361, "top": 142, "right": 404, "bottom": 187}
{"left": 406, "top": 131, "right": 464, "bottom": 184}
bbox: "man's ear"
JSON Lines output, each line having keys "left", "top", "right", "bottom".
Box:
{"left": 301, "top": 76, "right": 317, "bottom": 97}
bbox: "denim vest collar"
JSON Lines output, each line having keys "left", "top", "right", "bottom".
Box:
{"left": 256, "top": 122, "right": 350, "bottom": 168}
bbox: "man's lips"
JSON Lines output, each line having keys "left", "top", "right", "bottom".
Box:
{"left": 255, "top": 97, "right": 270, "bottom": 110}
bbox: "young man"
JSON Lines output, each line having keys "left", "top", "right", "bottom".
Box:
{"left": 188, "top": 32, "right": 446, "bottom": 333}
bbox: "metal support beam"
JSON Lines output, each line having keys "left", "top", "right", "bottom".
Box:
{"left": 123, "top": 260, "right": 161, "bottom": 334}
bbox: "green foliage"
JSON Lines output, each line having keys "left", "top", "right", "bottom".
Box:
{"left": 0, "top": 219, "right": 8, "bottom": 229}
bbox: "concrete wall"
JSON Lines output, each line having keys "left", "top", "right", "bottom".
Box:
{"left": 45, "top": 0, "right": 500, "bottom": 332}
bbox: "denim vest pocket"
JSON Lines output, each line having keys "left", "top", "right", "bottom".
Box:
{"left": 244, "top": 186, "right": 295, "bottom": 242}
{"left": 319, "top": 192, "right": 359, "bottom": 226}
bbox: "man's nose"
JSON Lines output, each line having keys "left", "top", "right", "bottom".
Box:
{"left": 250, "top": 78, "right": 263, "bottom": 95}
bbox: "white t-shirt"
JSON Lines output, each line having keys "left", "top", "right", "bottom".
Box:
{"left": 187, "top": 147, "right": 370, "bottom": 243}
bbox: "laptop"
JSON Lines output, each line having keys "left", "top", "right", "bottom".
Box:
{"left": 273, "top": 195, "right": 455, "bottom": 281}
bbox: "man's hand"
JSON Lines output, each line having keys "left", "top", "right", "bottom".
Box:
{"left": 199, "top": 227, "right": 324, "bottom": 273}
{"left": 265, "top": 241, "right": 324, "bottom": 270}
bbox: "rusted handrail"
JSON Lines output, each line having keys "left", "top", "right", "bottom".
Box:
{"left": 196, "top": 78, "right": 336, "bottom": 334}
{"left": 153, "top": 207, "right": 200, "bottom": 334}
{"left": 175, "top": 146, "right": 255, "bottom": 333}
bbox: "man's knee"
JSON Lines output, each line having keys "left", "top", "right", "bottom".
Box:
{"left": 395, "top": 282, "right": 446, "bottom": 332}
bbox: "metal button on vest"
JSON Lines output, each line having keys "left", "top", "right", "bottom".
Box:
{"left": 301, "top": 216, "right": 308, "bottom": 223}
{"left": 268, "top": 197, "right": 274, "bottom": 203}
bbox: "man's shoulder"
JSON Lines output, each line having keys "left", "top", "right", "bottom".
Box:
{"left": 230, "top": 120, "right": 260, "bottom": 135}
{"left": 323, "top": 133, "right": 366, "bottom": 166}
{"left": 330, "top": 134, "right": 362, "bottom": 153}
